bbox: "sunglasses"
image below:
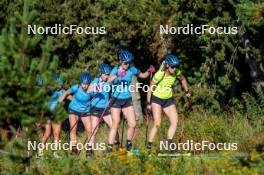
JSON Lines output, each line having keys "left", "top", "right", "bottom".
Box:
{"left": 122, "top": 61, "right": 130, "bottom": 65}
{"left": 169, "top": 65, "right": 177, "bottom": 69}
{"left": 81, "top": 83, "right": 90, "bottom": 85}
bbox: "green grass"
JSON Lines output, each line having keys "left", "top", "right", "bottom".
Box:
{"left": 0, "top": 110, "right": 263, "bottom": 174}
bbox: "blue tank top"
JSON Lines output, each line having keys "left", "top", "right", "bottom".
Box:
{"left": 49, "top": 89, "right": 65, "bottom": 111}
{"left": 110, "top": 66, "right": 140, "bottom": 99}
{"left": 91, "top": 77, "right": 111, "bottom": 108}
{"left": 68, "top": 84, "right": 92, "bottom": 113}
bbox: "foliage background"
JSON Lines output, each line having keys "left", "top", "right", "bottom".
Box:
{"left": 0, "top": 0, "right": 263, "bottom": 174}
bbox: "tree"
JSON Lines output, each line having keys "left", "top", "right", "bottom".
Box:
{"left": 0, "top": 0, "right": 59, "bottom": 141}
{"left": 0, "top": 0, "right": 263, "bottom": 113}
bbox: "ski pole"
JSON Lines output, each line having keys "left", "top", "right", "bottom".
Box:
{"left": 85, "top": 75, "right": 125, "bottom": 146}
{"left": 64, "top": 91, "right": 99, "bottom": 142}
{"left": 78, "top": 72, "right": 125, "bottom": 155}
{"left": 145, "top": 110, "right": 150, "bottom": 146}
{"left": 120, "top": 114, "right": 125, "bottom": 147}
{"left": 145, "top": 71, "right": 153, "bottom": 145}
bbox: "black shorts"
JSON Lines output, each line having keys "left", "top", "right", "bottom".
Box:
{"left": 151, "top": 95, "right": 174, "bottom": 108}
{"left": 110, "top": 97, "right": 132, "bottom": 108}
{"left": 90, "top": 107, "right": 111, "bottom": 117}
{"left": 45, "top": 111, "right": 56, "bottom": 122}
{"left": 68, "top": 108, "right": 90, "bottom": 117}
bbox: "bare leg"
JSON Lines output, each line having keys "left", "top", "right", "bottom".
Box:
{"left": 69, "top": 114, "right": 79, "bottom": 147}
{"left": 89, "top": 116, "right": 100, "bottom": 145}
{"left": 108, "top": 108, "right": 121, "bottom": 145}
{"left": 51, "top": 121, "right": 61, "bottom": 148}
{"left": 104, "top": 114, "right": 119, "bottom": 144}
{"left": 41, "top": 121, "right": 52, "bottom": 143}
{"left": 80, "top": 115, "right": 93, "bottom": 156}
{"left": 122, "top": 106, "right": 136, "bottom": 141}
{"left": 148, "top": 103, "right": 162, "bottom": 142}
{"left": 80, "top": 116, "right": 92, "bottom": 145}
{"left": 163, "top": 104, "right": 178, "bottom": 139}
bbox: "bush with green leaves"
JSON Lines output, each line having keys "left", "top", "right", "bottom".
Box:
{"left": 0, "top": 0, "right": 60, "bottom": 141}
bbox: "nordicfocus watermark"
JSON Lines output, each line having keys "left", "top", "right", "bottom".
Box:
{"left": 160, "top": 24, "right": 238, "bottom": 35}
{"left": 27, "top": 141, "right": 106, "bottom": 151}
{"left": 28, "top": 24, "right": 106, "bottom": 35}
{"left": 160, "top": 140, "right": 238, "bottom": 151}
{"left": 92, "top": 82, "right": 173, "bottom": 93}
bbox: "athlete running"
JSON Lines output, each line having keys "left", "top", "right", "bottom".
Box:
{"left": 146, "top": 54, "right": 191, "bottom": 150}
{"left": 88, "top": 63, "right": 119, "bottom": 155}
{"left": 106, "top": 50, "right": 155, "bottom": 153}
{"left": 39, "top": 74, "right": 66, "bottom": 158}
{"left": 59, "top": 72, "right": 93, "bottom": 156}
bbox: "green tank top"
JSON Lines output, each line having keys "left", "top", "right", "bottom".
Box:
{"left": 152, "top": 69, "right": 181, "bottom": 99}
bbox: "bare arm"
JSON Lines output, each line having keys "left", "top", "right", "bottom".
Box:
{"left": 66, "top": 94, "right": 73, "bottom": 101}
{"left": 138, "top": 71, "right": 150, "bottom": 79}
{"left": 107, "top": 75, "right": 117, "bottom": 83}
{"left": 147, "top": 80, "right": 156, "bottom": 104}
{"left": 58, "top": 89, "right": 71, "bottom": 103}
{"left": 179, "top": 74, "right": 188, "bottom": 92}
{"left": 87, "top": 84, "right": 95, "bottom": 93}
{"left": 178, "top": 74, "right": 191, "bottom": 97}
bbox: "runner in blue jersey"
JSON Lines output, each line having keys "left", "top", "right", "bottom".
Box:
{"left": 89, "top": 63, "right": 119, "bottom": 152}
{"left": 59, "top": 72, "right": 93, "bottom": 156}
{"left": 39, "top": 74, "right": 66, "bottom": 158}
{"left": 106, "top": 50, "right": 155, "bottom": 152}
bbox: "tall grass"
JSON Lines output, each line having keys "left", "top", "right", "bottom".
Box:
{"left": 0, "top": 103, "right": 263, "bottom": 174}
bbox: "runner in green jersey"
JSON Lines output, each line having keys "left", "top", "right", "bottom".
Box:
{"left": 146, "top": 54, "right": 191, "bottom": 150}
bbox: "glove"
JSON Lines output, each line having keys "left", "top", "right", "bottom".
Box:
{"left": 185, "top": 90, "right": 191, "bottom": 98}
{"left": 95, "top": 84, "right": 102, "bottom": 91}
{"left": 159, "top": 61, "right": 166, "bottom": 70}
{"left": 117, "top": 71, "right": 126, "bottom": 78}
{"left": 147, "top": 103, "right": 152, "bottom": 113}
{"left": 148, "top": 65, "right": 156, "bottom": 73}
{"left": 35, "top": 122, "right": 41, "bottom": 129}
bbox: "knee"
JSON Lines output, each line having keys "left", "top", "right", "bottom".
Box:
{"left": 170, "top": 122, "right": 177, "bottom": 128}
{"left": 53, "top": 131, "right": 60, "bottom": 138}
{"left": 70, "top": 128, "right": 77, "bottom": 135}
{"left": 86, "top": 128, "right": 92, "bottom": 135}
{"left": 172, "top": 117, "right": 178, "bottom": 126}
{"left": 44, "top": 130, "right": 51, "bottom": 137}
{"left": 111, "top": 121, "right": 120, "bottom": 130}
{"left": 128, "top": 121, "right": 136, "bottom": 129}
{"left": 154, "top": 120, "right": 161, "bottom": 129}
{"left": 70, "top": 124, "right": 77, "bottom": 133}
{"left": 111, "top": 124, "right": 119, "bottom": 131}
{"left": 92, "top": 125, "right": 98, "bottom": 131}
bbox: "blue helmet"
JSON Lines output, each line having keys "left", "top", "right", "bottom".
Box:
{"left": 164, "top": 54, "right": 180, "bottom": 67}
{"left": 80, "top": 72, "right": 92, "bottom": 84}
{"left": 37, "top": 79, "right": 44, "bottom": 87}
{"left": 54, "top": 73, "right": 64, "bottom": 85}
{"left": 99, "top": 63, "right": 111, "bottom": 75}
{"left": 119, "top": 50, "right": 133, "bottom": 63}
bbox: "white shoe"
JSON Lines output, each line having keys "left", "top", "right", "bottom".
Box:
{"left": 38, "top": 149, "right": 44, "bottom": 157}
{"left": 53, "top": 151, "right": 61, "bottom": 158}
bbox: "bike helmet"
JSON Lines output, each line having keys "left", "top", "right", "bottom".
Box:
{"left": 99, "top": 63, "right": 111, "bottom": 75}
{"left": 54, "top": 73, "right": 64, "bottom": 85}
{"left": 119, "top": 50, "right": 133, "bottom": 63}
{"left": 80, "top": 72, "right": 92, "bottom": 84}
{"left": 164, "top": 54, "right": 180, "bottom": 67}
